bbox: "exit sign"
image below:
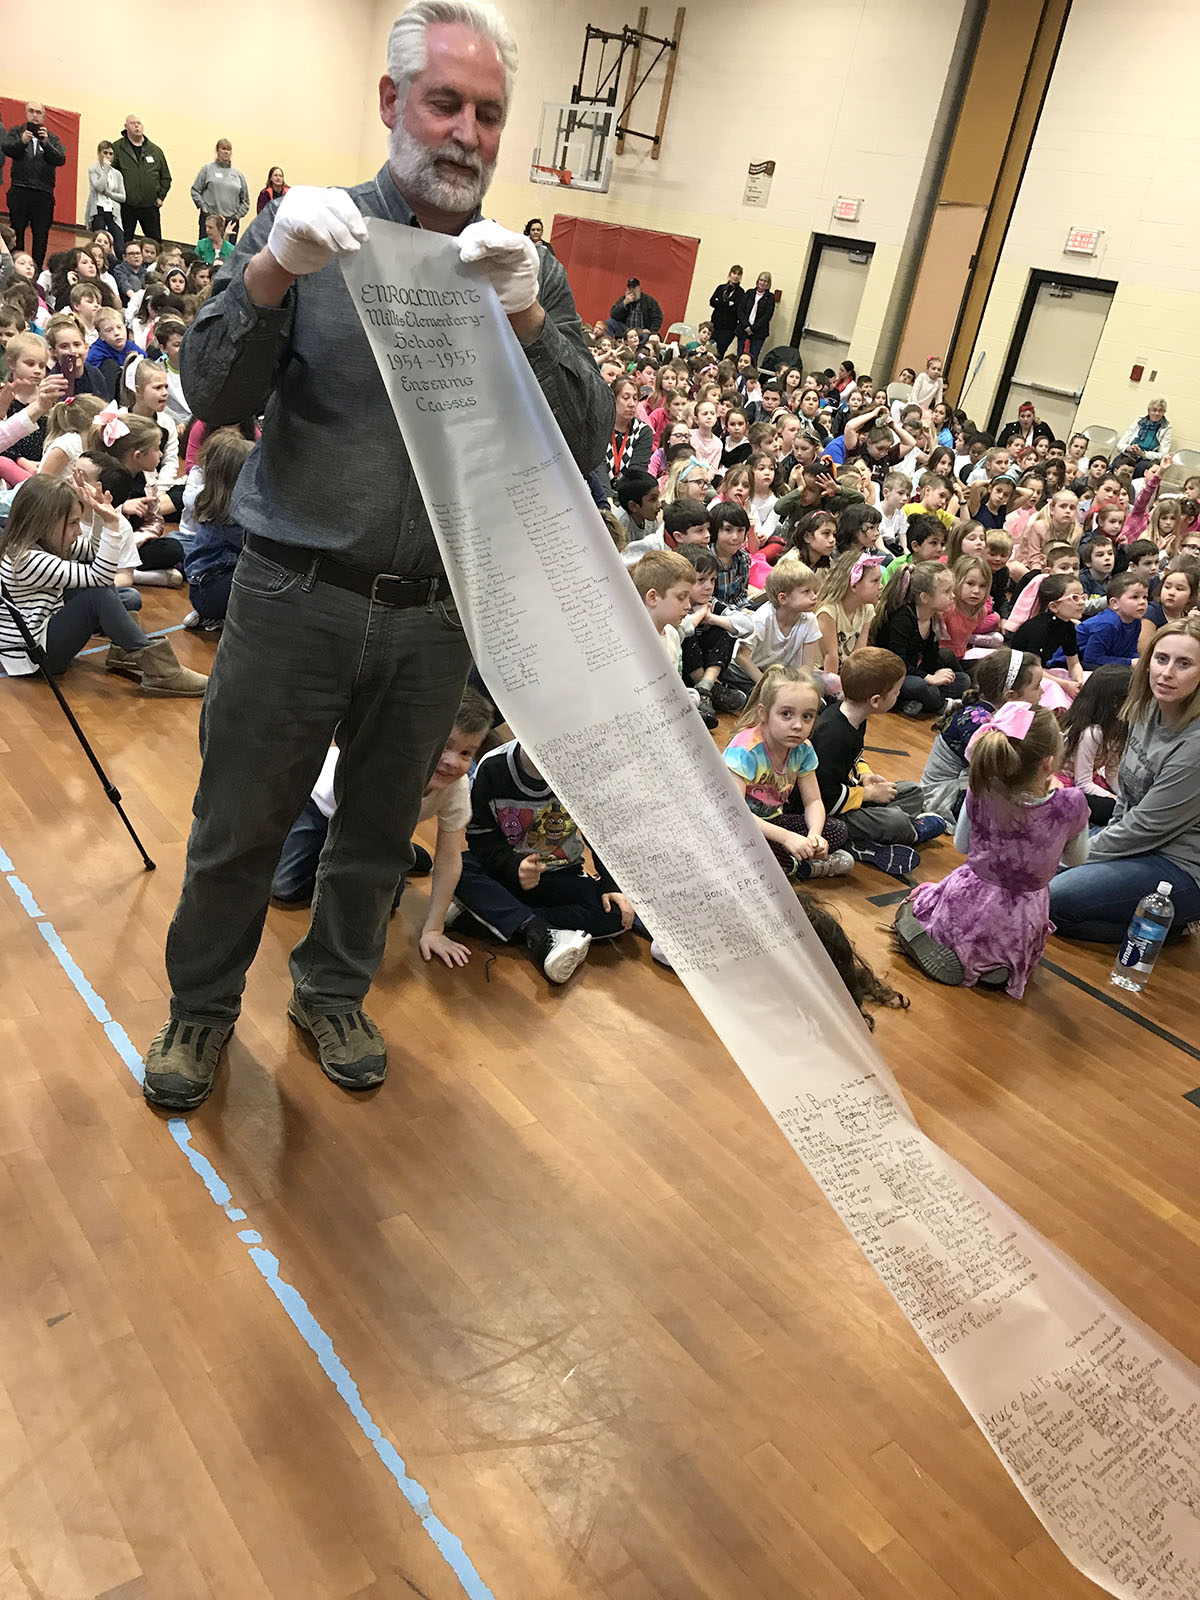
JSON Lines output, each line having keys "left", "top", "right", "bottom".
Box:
{"left": 834, "top": 196, "right": 862, "bottom": 222}
{"left": 1065, "top": 227, "right": 1100, "bottom": 255}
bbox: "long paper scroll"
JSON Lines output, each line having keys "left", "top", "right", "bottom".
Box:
{"left": 343, "top": 223, "right": 1200, "bottom": 1596}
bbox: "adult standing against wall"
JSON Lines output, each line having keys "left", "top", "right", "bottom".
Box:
{"left": 113, "top": 115, "right": 171, "bottom": 244}
{"left": 141, "top": 0, "right": 612, "bottom": 1112}
{"left": 2, "top": 101, "right": 65, "bottom": 272}
{"left": 737, "top": 271, "right": 774, "bottom": 365}
{"left": 191, "top": 139, "right": 250, "bottom": 242}
{"left": 1049, "top": 618, "right": 1200, "bottom": 940}
{"left": 86, "top": 139, "right": 127, "bottom": 255}
{"left": 708, "top": 264, "right": 744, "bottom": 358}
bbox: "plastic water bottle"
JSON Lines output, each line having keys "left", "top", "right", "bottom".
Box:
{"left": 1110, "top": 882, "right": 1175, "bottom": 992}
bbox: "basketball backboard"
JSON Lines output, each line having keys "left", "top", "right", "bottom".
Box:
{"left": 530, "top": 102, "right": 616, "bottom": 193}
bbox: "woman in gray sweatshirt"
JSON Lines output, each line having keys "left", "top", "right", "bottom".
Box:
{"left": 1049, "top": 617, "right": 1200, "bottom": 941}
{"left": 189, "top": 139, "right": 249, "bottom": 240}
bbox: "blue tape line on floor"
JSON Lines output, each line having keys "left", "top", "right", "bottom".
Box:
{"left": 77, "top": 620, "right": 189, "bottom": 658}
{"left": 1, "top": 847, "right": 495, "bottom": 1600}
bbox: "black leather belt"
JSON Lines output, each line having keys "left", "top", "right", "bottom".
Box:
{"left": 246, "top": 533, "right": 452, "bottom": 608}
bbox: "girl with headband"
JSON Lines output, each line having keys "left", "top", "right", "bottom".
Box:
{"left": 920, "top": 647, "right": 1042, "bottom": 822}
{"left": 895, "top": 700, "right": 1089, "bottom": 997}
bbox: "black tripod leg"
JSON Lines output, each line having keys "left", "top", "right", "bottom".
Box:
{"left": 1, "top": 592, "right": 156, "bottom": 871}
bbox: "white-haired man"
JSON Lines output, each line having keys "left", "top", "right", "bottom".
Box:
{"left": 144, "top": 0, "right": 613, "bottom": 1111}
{"left": 2, "top": 102, "right": 65, "bottom": 271}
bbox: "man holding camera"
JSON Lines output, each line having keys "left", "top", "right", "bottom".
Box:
{"left": 142, "top": 0, "right": 612, "bottom": 1112}
{"left": 3, "top": 102, "right": 65, "bottom": 271}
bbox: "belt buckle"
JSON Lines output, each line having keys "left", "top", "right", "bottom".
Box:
{"left": 369, "top": 572, "right": 406, "bottom": 606}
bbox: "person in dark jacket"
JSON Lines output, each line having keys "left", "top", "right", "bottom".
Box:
{"left": 3, "top": 101, "right": 66, "bottom": 271}
{"left": 737, "top": 271, "right": 775, "bottom": 364}
{"left": 112, "top": 115, "right": 172, "bottom": 244}
{"left": 607, "top": 277, "right": 663, "bottom": 338}
{"left": 708, "top": 265, "right": 744, "bottom": 357}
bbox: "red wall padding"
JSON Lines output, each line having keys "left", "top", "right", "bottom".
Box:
{"left": 1, "top": 99, "right": 82, "bottom": 229}
{"left": 550, "top": 216, "right": 699, "bottom": 334}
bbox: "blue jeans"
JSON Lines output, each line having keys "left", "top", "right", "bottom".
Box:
{"left": 1048, "top": 854, "right": 1200, "bottom": 943}
{"left": 164, "top": 542, "right": 471, "bottom": 1020}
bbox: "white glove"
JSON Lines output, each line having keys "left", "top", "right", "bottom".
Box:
{"left": 457, "top": 220, "right": 539, "bottom": 315}
{"left": 266, "top": 186, "right": 368, "bottom": 277}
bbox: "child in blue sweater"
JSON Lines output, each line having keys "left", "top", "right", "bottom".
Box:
{"left": 180, "top": 429, "right": 253, "bottom": 630}
{"left": 1076, "top": 572, "right": 1149, "bottom": 668}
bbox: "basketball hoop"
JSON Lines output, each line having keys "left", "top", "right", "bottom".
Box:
{"left": 530, "top": 103, "right": 615, "bottom": 193}
{"left": 531, "top": 162, "right": 573, "bottom": 187}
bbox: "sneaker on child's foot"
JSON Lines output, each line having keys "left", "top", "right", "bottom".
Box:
{"left": 710, "top": 680, "right": 748, "bottom": 713}
{"left": 649, "top": 939, "right": 674, "bottom": 970}
{"left": 796, "top": 848, "right": 854, "bottom": 880}
{"left": 849, "top": 841, "right": 920, "bottom": 879}
{"left": 442, "top": 900, "right": 494, "bottom": 941}
{"left": 201, "top": 617, "right": 224, "bottom": 634}
{"left": 523, "top": 918, "right": 591, "bottom": 984}
{"left": 913, "top": 813, "right": 950, "bottom": 845}
{"left": 183, "top": 609, "right": 202, "bottom": 630}
{"left": 899, "top": 698, "right": 926, "bottom": 718}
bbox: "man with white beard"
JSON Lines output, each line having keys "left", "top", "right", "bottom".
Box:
{"left": 143, "top": 0, "right": 612, "bottom": 1111}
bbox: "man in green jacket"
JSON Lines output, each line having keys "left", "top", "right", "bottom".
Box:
{"left": 112, "top": 114, "right": 171, "bottom": 243}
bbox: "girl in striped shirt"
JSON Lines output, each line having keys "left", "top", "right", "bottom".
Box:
{"left": 0, "top": 475, "right": 206, "bottom": 695}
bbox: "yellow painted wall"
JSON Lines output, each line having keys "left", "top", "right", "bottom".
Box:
{"left": 359, "top": 0, "right": 964, "bottom": 375}
{"left": 24, "top": 0, "right": 379, "bottom": 243}
{"left": 967, "top": 0, "right": 1200, "bottom": 448}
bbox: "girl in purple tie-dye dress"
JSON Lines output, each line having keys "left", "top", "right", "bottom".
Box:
{"left": 894, "top": 703, "right": 1090, "bottom": 997}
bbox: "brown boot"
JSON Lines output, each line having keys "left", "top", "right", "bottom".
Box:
{"left": 105, "top": 643, "right": 144, "bottom": 680}
{"left": 137, "top": 637, "right": 208, "bottom": 698}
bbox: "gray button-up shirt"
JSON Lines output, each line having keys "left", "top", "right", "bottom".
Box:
{"left": 181, "top": 165, "right": 613, "bottom": 576}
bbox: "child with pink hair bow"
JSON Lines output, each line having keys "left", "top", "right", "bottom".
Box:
{"left": 894, "top": 700, "right": 1090, "bottom": 997}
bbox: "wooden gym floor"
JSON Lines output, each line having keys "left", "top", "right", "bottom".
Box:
{"left": 2, "top": 585, "right": 1199, "bottom": 1600}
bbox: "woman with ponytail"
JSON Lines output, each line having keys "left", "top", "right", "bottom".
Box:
{"left": 894, "top": 701, "right": 1089, "bottom": 996}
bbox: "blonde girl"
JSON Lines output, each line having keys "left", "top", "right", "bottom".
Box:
{"left": 125, "top": 357, "right": 179, "bottom": 491}
{"left": 815, "top": 548, "right": 885, "bottom": 682}
{"left": 661, "top": 453, "right": 711, "bottom": 507}
{"left": 689, "top": 398, "right": 721, "bottom": 473}
{"left": 38, "top": 393, "right": 106, "bottom": 478}
{"left": 722, "top": 665, "right": 851, "bottom": 880}
{"left": 0, "top": 475, "right": 203, "bottom": 693}
{"left": 941, "top": 553, "right": 1002, "bottom": 660}
{"left": 897, "top": 703, "right": 1088, "bottom": 996}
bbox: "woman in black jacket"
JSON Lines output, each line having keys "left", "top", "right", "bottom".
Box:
{"left": 737, "top": 271, "right": 775, "bottom": 364}
{"left": 708, "top": 265, "right": 744, "bottom": 357}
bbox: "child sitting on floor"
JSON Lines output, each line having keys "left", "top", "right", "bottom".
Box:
{"left": 940, "top": 553, "right": 1003, "bottom": 660}
{"left": 810, "top": 647, "right": 947, "bottom": 880}
{"left": 1078, "top": 532, "right": 1115, "bottom": 614}
{"left": 882, "top": 511, "right": 947, "bottom": 584}
{"left": 1059, "top": 663, "right": 1131, "bottom": 826}
{"left": 632, "top": 547, "right": 719, "bottom": 727}
{"left": 1001, "top": 541, "right": 1079, "bottom": 635}
{"left": 895, "top": 703, "right": 1089, "bottom": 998}
{"left": 678, "top": 547, "right": 753, "bottom": 712}
{"left": 273, "top": 688, "right": 492, "bottom": 968}
{"left": 741, "top": 561, "right": 823, "bottom": 681}
{"left": 0, "top": 474, "right": 205, "bottom": 694}
{"left": 1076, "top": 571, "right": 1148, "bottom": 668}
{"left": 722, "top": 665, "right": 852, "bottom": 881}
{"left": 181, "top": 429, "right": 254, "bottom": 631}
{"left": 1008, "top": 571, "right": 1085, "bottom": 689}
{"left": 452, "top": 738, "right": 637, "bottom": 984}
{"left": 920, "top": 647, "right": 1042, "bottom": 820}
{"left": 870, "top": 561, "right": 970, "bottom": 716}
{"left": 984, "top": 528, "right": 1017, "bottom": 617}
{"left": 814, "top": 548, "right": 884, "bottom": 684}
